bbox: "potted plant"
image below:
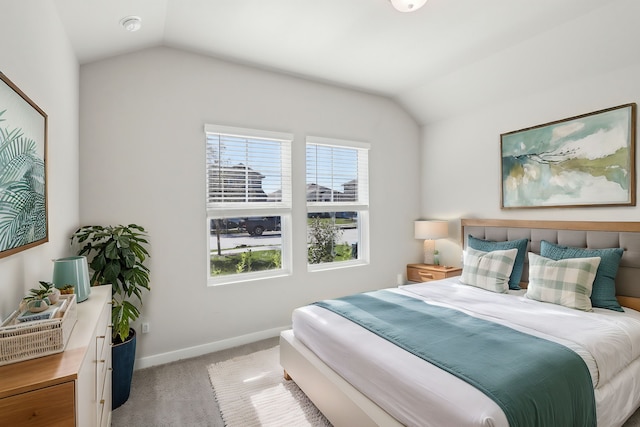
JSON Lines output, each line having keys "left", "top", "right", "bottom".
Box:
{"left": 70, "top": 224, "right": 150, "bottom": 409}
{"left": 23, "top": 281, "right": 58, "bottom": 312}
{"left": 59, "top": 284, "right": 75, "bottom": 295}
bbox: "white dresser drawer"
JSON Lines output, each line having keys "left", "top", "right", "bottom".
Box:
{"left": 95, "top": 298, "right": 112, "bottom": 426}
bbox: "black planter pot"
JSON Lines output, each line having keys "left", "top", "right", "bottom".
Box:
{"left": 112, "top": 328, "right": 137, "bottom": 410}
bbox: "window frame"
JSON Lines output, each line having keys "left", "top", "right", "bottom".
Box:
{"left": 305, "top": 136, "right": 370, "bottom": 271}
{"left": 205, "top": 124, "right": 292, "bottom": 286}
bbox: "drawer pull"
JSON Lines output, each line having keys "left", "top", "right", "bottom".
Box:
{"left": 98, "top": 359, "right": 106, "bottom": 363}
{"left": 97, "top": 335, "right": 106, "bottom": 339}
{"left": 100, "top": 399, "right": 105, "bottom": 405}
{"left": 418, "top": 272, "right": 434, "bottom": 281}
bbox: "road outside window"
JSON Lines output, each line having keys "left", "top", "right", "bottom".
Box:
{"left": 209, "top": 217, "right": 283, "bottom": 277}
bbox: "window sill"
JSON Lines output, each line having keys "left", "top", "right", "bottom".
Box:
{"left": 207, "top": 269, "right": 291, "bottom": 287}
{"left": 307, "top": 259, "right": 368, "bottom": 273}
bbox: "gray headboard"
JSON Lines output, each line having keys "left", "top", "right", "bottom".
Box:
{"left": 461, "top": 219, "right": 640, "bottom": 305}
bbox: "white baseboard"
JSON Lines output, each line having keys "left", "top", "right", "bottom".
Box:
{"left": 134, "top": 324, "right": 291, "bottom": 370}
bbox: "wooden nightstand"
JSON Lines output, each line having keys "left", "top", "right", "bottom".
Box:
{"left": 407, "top": 264, "right": 462, "bottom": 283}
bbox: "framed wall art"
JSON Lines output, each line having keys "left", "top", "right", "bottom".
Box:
{"left": 0, "top": 72, "right": 48, "bottom": 258}
{"left": 501, "top": 103, "right": 636, "bottom": 209}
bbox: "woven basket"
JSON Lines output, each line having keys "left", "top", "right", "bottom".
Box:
{"left": 0, "top": 294, "right": 77, "bottom": 366}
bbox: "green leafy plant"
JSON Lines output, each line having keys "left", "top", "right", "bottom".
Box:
{"left": 270, "top": 251, "right": 281, "bottom": 269}
{"left": 236, "top": 249, "right": 253, "bottom": 273}
{"left": 23, "top": 281, "right": 55, "bottom": 302}
{"left": 210, "top": 249, "right": 280, "bottom": 276}
{"left": 307, "top": 218, "right": 344, "bottom": 264}
{"left": 59, "top": 284, "right": 75, "bottom": 295}
{"left": 71, "top": 224, "right": 150, "bottom": 343}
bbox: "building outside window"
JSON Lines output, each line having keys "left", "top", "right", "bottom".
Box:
{"left": 205, "top": 124, "right": 292, "bottom": 285}
{"left": 306, "top": 136, "right": 370, "bottom": 270}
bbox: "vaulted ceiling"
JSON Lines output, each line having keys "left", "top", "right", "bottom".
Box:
{"left": 53, "top": 0, "right": 638, "bottom": 124}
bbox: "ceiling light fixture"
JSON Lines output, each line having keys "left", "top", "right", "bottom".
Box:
{"left": 390, "top": 0, "right": 427, "bottom": 12}
{"left": 120, "top": 16, "right": 142, "bottom": 32}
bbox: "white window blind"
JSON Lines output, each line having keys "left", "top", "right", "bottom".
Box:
{"left": 306, "top": 136, "right": 369, "bottom": 211}
{"left": 206, "top": 125, "right": 292, "bottom": 212}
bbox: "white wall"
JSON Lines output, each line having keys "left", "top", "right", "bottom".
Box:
{"left": 421, "top": 22, "right": 640, "bottom": 268}
{"left": 79, "top": 46, "right": 421, "bottom": 366}
{"left": 0, "top": 1, "right": 79, "bottom": 321}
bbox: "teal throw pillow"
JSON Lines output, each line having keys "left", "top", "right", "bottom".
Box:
{"left": 468, "top": 235, "right": 528, "bottom": 290}
{"left": 540, "top": 240, "right": 624, "bottom": 312}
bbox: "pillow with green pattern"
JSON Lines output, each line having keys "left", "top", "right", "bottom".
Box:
{"left": 526, "top": 252, "right": 600, "bottom": 311}
{"left": 460, "top": 247, "right": 518, "bottom": 293}
{"left": 468, "top": 235, "right": 528, "bottom": 290}
{"left": 540, "top": 240, "right": 624, "bottom": 312}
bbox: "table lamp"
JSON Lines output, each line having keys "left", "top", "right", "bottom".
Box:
{"left": 414, "top": 220, "right": 448, "bottom": 265}
{"left": 52, "top": 256, "right": 92, "bottom": 303}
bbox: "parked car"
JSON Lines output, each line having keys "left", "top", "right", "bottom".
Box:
{"left": 210, "top": 218, "right": 242, "bottom": 234}
{"left": 307, "top": 211, "right": 357, "bottom": 219}
{"left": 335, "top": 211, "right": 357, "bottom": 219}
{"left": 240, "top": 216, "right": 281, "bottom": 236}
{"left": 307, "top": 212, "right": 331, "bottom": 219}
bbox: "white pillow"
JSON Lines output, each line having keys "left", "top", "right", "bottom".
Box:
{"left": 526, "top": 252, "right": 600, "bottom": 311}
{"left": 460, "top": 247, "right": 518, "bottom": 293}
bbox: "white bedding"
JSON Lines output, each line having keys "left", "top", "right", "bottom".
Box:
{"left": 292, "top": 278, "right": 640, "bottom": 427}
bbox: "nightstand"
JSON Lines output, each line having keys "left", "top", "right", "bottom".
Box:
{"left": 407, "top": 264, "right": 462, "bottom": 283}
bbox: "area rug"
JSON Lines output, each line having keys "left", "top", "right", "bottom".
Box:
{"left": 208, "top": 346, "right": 332, "bottom": 427}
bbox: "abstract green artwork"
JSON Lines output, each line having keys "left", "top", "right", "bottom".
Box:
{"left": 501, "top": 104, "right": 636, "bottom": 209}
{"left": 0, "top": 73, "right": 48, "bottom": 258}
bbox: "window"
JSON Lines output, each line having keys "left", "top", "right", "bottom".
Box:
{"left": 306, "top": 136, "right": 370, "bottom": 269}
{"left": 206, "top": 124, "right": 292, "bottom": 284}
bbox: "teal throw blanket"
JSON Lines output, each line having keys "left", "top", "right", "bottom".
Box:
{"left": 314, "top": 290, "right": 596, "bottom": 427}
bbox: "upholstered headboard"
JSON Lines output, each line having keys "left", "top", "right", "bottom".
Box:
{"left": 461, "top": 219, "right": 640, "bottom": 310}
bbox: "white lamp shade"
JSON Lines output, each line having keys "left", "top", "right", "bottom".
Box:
{"left": 414, "top": 220, "right": 448, "bottom": 240}
{"left": 390, "top": 0, "right": 428, "bottom": 12}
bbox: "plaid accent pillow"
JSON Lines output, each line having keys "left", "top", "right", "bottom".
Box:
{"left": 460, "top": 247, "right": 518, "bottom": 293}
{"left": 468, "top": 235, "right": 528, "bottom": 290}
{"left": 526, "top": 252, "right": 601, "bottom": 311}
{"left": 540, "top": 241, "right": 624, "bottom": 312}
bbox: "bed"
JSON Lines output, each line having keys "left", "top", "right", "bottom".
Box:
{"left": 279, "top": 219, "right": 640, "bottom": 427}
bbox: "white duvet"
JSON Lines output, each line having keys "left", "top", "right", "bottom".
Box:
{"left": 292, "top": 278, "right": 640, "bottom": 427}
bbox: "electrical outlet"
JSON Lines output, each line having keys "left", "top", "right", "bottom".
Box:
{"left": 142, "top": 322, "right": 150, "bottom": 333}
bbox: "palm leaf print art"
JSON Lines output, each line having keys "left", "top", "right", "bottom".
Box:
{"left": 0, "top": 109, "right": 46, "bottom": 252}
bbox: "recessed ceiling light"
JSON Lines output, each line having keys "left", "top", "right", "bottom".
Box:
{"left": 120, "top": 16, "right": 142, "bottom": 32}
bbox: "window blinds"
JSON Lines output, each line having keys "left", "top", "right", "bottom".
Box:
{"left": 206, "top": 125, "right": 291, "bottom": 211}
{"left": 306, "top": 137, "right": 369, "bottom": 210}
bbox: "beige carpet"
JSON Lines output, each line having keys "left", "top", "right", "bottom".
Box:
{"left": 208, "top": 346, "right": 332, "bottom": 427}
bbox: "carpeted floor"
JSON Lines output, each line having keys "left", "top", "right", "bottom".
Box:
{"left": 112, "top": 337, "right": 279, "bottom": 427}
{"left": 113, "top": 336, "right": 640, "bottom": 427}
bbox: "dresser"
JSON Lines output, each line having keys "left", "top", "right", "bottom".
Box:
{"left": 0, "top": 285, "right": 112, "bottom": 427}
